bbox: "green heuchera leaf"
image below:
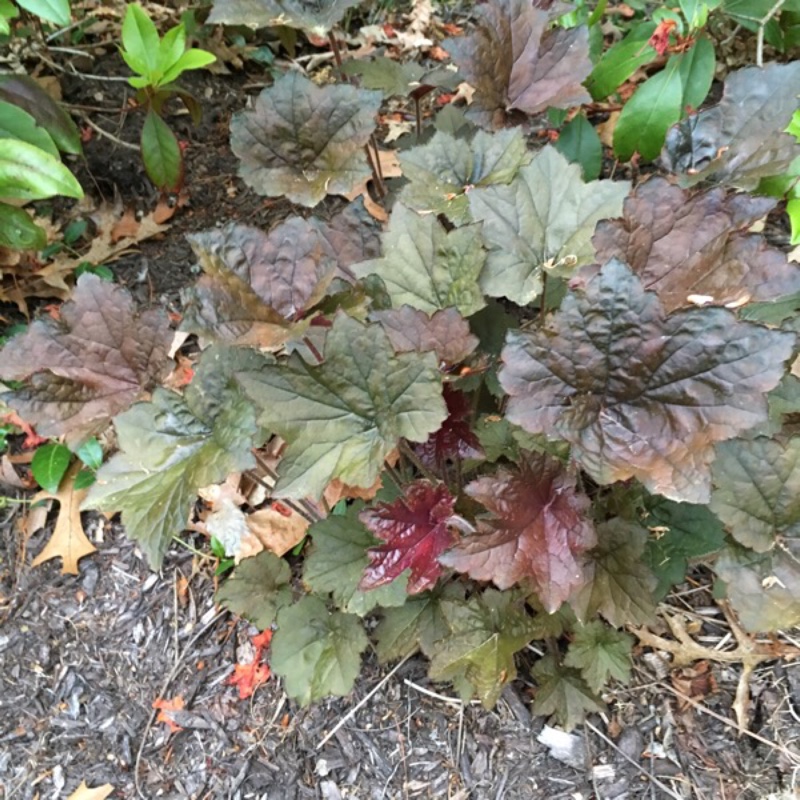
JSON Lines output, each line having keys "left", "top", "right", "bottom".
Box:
{"left": 340, "top": 57, "right": 459, "bottom": 98}
{"left": 0, "top": 139, "right": 82, "bottom": 201}
{"left": 531, "top": 654, "right": 604, "bottom": 731}
{"left": 710, "top": 436, "right": 800, "bottom": 552}
{"left": 715, "top": 544, "right": 800, "bottom": 632}
{"left": 570, "top": 519, "right": 658, "bottom": 628}
{"left": 469, "top": 146, "right": 629, "bottom": 305}
{"left": 374, "top": 584, "right": 463, "bottom": 663}
{"left": 84, "top": 346, "right": 268, "bottom": 568}
{"left": 303, "top": 502, "right": 409, "bottom": 615}
{"left": 271, "top": 595, "right": 368, "bottom": 705}
{"left": 643, "top": 496, "right": 725, "bottom": 598}
{"left": 216, "top": 551, "right": 292, "bottom": 629}
{"left": 564, "top": 621, "right": 633, "bottom": 693}
{"left": 230, "top": 71, "right": 381, "bottom": 207}
{"left": 353, "top": 204, "right": 486, "bottom": 317}
{"left": 398, "top": 128, "right": 531, "bottom": 225}
{"left": 208, "top": 0, "right": 362, "bottom": 36}
{"left": 500, "top": 259, "right": 795, "bottom": 503}
{"left": 428, "top": 589, "right": 538, "bottom": 708}
{"left": 237, "top": 312, "right": 447, "bottom": 499}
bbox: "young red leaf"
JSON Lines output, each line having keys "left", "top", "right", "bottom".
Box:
{"left": 500, "top": 259, "right": 795, "bottom": 504}
{"left": 415, "top": 386, "right": 484, "bottom": 470}
{"left": 443, "top": 0, "right": 591, "bottom": 129}
{"left": 591, "top": 178, "right": 800, "bottom": 312}
{"left": 360, "top": 481, "right": 456, "bottom": 594}
{"left": 440, "top": 455, "right": 596, "bottom": 612}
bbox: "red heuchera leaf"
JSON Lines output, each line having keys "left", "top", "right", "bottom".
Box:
{"left": 440, "top": 454, "right": 596, "bottom": 612}
{"left": 444, "top": 0, "right": 591, "bottom": 129}
{"left": 415, "top": 386, "right": 484, "bottom": 469}
{"left": 589, "top": 177, "right": 800, "bottom": 312}
{"left": 360, "top": 481, "right": 456, "bottom": 594}
{"left": 0, "top": 274, "right": 171, "bottom": 443}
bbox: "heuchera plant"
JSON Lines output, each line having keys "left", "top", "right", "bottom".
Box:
{"left": 3, "top": 0, "right": 800, "bottom": 729}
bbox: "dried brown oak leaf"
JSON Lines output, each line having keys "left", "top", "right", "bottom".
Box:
{"left": 444, "top": 0, "right": 591, "bottom": 129}
{"left": 500, "top": 259, "right": 795, "bottom": 504}
{"left": 590, "top": 177, "right": 800, "bottom": 312}
{"left": 0, "top": 274, "right": 171, "bottom": 443}
{"left": 440, "top": 454, "right": 595, "bottom": 612}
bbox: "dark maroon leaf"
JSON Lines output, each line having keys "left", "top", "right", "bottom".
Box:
{"left": 662, "top": 61, "right": 800, "bottom": 190}
{"left": 500, "top": 259, "right": 795, "bottom": 503}
{"left": 372, "top": 306, "right": 478, "bottom": 364}
{"left": 0, "top": 274, "right": 171, "bottom": 442}
{"left": 414, "top": 386, "right": 484, "bottom": 470}
{"left": 360, "top": 481, "right": 456, "bottom": 594}
{"left": 590, "top": 177, "right": 800, "bottom": 312}
{"left": 440, "top": 454, "right": 595, "bottom": 611}
{"left": 444, "top": 0, "right": 591, "bottom": 129}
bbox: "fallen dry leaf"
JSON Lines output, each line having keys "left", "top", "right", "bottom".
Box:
{"left": 152, "top": 695, "right": 185, "bottom": 733}
{"left": 30, "top": 462, "right": 95, "bottom": 575}
{"left": 238, "top": 503, "right": 309, "bottom": 560}
{"left": 345, "top": 150, "right": 402, "bottom": 222}
{"left": 66, "top": 781, "right": 114, "bottom": 800}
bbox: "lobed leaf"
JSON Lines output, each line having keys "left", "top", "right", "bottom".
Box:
{"left": 443, "top": 0, "right": 591, "bottom": 129}
{"left": 230, "top": 71, "right": 381, "bottom": 207}
{"left": 591, "top": 177, "right": 800, "bottom": 312}
{"left": 0, "top": 274, "right": 171, "bottom": 443}
{"left": 353, "top": 204, "right": 486, "bottom": 317}
{"left": 710, "top": 436, "right": 800, "bottom": 552}
{"left": 428, "top": 589, "right": 538, "bottom": 708}
{"left": 440, "top": 454, "right": 595, "bottom": 612}
{"left": 303, "top": 504, "right": 409, "bottom": 615}
{"left": 414, "top": 386, "right": 483, "bottom": 470}
{"left": 84, "top": 346, "right": 268, "bottom": 568}
{"left": 271, "top": 596, "right": 368, "bottom": 706}
{"left": 237, "top": 312, "right": 447, "bottom": 499}
{"left": 531, "top": 654, "right": 604, "bottom": 731}
{"left": 500, "top": 259, "right": 795, "bottom": 503}
{"left": 398, "top": 128, "right": 531, "bottom": 225}
{"left": 563, "top": 621, "right": 633, "bottom": 693}
{"left": 360, "top": 480, "right": 456, "bottom": 594}
{"left": 208, "top": 0, "right": 362, "bottom": 36}
{"left": 663, "top": 61, "right": 800, "bottom": 190}
{"left": 216, "top": 551, "right": 293, "bottom": 629}
{"left": 470, "top": 146, "right": 629, "bottom": 305}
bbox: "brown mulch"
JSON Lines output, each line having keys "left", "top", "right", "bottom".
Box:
{"left": 2, "top": 33, "right": 800, "bottom": 800}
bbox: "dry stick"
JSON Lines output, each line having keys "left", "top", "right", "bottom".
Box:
{"left": 583, "top": 720, "right": 686, "bottom": 800}
{"left": 316, "top": 654, "right": 412, "bottom": 750}
{"left": 134, "top": 609, "right": 228, "bottom": 800}
{"left": 79, "top": 113, "right": 140, "bottom": 151}
{"left": 756, "top": 0, "right": 786, "bottom": 67}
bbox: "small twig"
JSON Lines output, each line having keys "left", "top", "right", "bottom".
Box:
{"left": 79, "top": 114, "right": 140, "bottom": 151}
{"left": 403, "top": 678, "right": 468, "bottom": 706}
{"left": 37, "top": 52, "right": 131, "bottom": 81}
{"left": 756, "top": 0, "right": 785, "bottom": 67}
{"left": 46, "top": 16, "right": 95, "bottom": 41}
{"left": 584, "top": 720, "right": 686, "bottom": 800}
{"left": 134, "top": 610, "right": 227, "bottom": 800}
{"left": 317, "top": 654, "right": 412, "bottom": 749}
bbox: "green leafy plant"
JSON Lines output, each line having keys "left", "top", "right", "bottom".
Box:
{"left": 120, "top": 3, "right": 215, "bottom": 191}
{"left": 3, "top": 0, "right": 800, "bottom": 732}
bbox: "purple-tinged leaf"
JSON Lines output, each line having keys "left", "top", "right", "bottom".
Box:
{"left": 500, "top": 259, "right": 795, "bottom": 503}
{"left": 360, "top": 480, "right": 456, "bottom": 594}
{"left": 443, "top": 0, "right": 591, "bottom": 129}
{"left": 591, "top": 177, "right": 800, "bottom": 312}
{"left": 230, "top": 72, "right": 382, "bottom": 207}
{"left": 372, "top": 306, "right": 479, "bottom": 365}
{"left": 0, "top": 274, "right": 171, "bottom": 443}
{"left": 441, "top": 454, "right": 595, "bottom": 611}
{"left": 414, "top": 386, "right": 483, "bottom": 470}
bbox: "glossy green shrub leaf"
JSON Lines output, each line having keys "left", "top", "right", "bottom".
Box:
{"left": 585, "top": 22, "right": 656, "bottom": 100}
{"left": 75, "top": 437, "right": 103, "bottom": 471}
{"left": 230, "top": 71, "right": 381, "bottom": 207}
{"left": 271, "top": 596, "right": 368, "bottom": 706}
{"left": 0, "top": 139, "right": 82, "bottom": 201}
{"left": 141, "top": 110, "right": 183, "bottom": 192}
{"left": 555, "top": 113, "right": 602, "bottom": 180}
{"left": 237, "top": 313, "right": 447, "bottom": 499}
{"left": 121, "top": 4, "right": 161, "bottom": 78}
{"left": 0, "top": 100, "right": 58, "bottom": 157}
{"left": 16, "top": 0, "right": 69, "bottom": 26}
{"left": 0, "top": 202, "right": 46, "bottom": 250}
{"left": 31, "top": 442, "right": 71, "bottom": 493}
{"left": 470, "top": 146, "right": 628, "bottom": 305}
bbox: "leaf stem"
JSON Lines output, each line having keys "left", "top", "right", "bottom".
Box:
{"left": 383, "top": 462, "right": 405, "bottom": 494}
{"left": 328, "top": 31, "right": 344, "bottom": 68}
{"left": 302, "top": 336, "right": 325, "bottom": 364}
{"left": 398, "top": 440, "right": 437, "bottom": 483}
